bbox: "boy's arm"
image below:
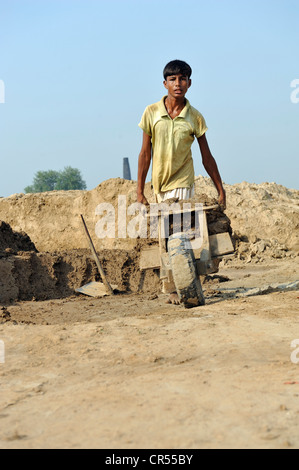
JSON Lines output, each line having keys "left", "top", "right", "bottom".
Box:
{"left": 137, "top": 132, "right": 152, "bottom": 205}
{"left": 197, "top": 133, "right": 226, "bottom": 209}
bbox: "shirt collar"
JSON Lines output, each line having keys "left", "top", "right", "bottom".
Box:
{"left": 158, "top": 95, "right": 190, "bottom": 118}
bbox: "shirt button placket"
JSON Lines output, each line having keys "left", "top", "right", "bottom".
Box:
{"left": 171, "top": 119, "right": 174, "bottom": 145}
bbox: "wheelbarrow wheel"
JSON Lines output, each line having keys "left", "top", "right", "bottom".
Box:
{"left": 167, "top": 233, "right": 205, "bottom": 308}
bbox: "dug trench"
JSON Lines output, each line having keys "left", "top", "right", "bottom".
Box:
{"left": 0, "top": 216, "right": 162, "bottom": 303}
{"left": 0, "top": 246, "right": 164, "bottom": 304}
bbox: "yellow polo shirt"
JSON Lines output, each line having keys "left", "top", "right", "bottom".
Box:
{"left": 138, "top": 95, "right": 208, "bottom": 194}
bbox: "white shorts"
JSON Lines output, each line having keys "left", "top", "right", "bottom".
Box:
{"left": 156, "top": 185, "right": 195, "bottom": 203}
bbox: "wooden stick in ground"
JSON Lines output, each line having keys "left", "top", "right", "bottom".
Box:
{"left": 80, "top": 214, "right": 114, "bottom": 295}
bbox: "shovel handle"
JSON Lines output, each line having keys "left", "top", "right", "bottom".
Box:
{"left": 80, "top": 214, "right": 114, "bottom": 295}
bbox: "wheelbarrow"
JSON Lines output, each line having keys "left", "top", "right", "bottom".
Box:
{"left": 139, "top": 203, "right": 235, "bottom": 307}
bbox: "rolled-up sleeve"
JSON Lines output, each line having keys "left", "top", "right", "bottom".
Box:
{"left": 138, "top": 106, "right": 152, "bottom": 137}
{"left": 194, "top": 111, "right": 208, "bottom": 138}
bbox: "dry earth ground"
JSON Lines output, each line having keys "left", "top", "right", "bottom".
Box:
{"left": 0, "top": 256, "right": 299, "bottom": 449}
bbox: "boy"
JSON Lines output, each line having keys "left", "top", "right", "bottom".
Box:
{"left": 137, "top": 60, "right": 226, "bottom": 303}
{"left": 137, "top": 59, "right": 226, "bottom": 208}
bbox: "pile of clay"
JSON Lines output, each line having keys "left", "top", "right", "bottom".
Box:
{"left": 0, "top": 221, "right": 37, "bottom": 255}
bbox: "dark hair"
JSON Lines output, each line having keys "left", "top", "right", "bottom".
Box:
{"left": 163, "top": 60, "right": 192, "bottom": 79}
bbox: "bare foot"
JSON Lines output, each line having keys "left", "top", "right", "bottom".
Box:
{"left": 166, "top": 293, "right": 180, "bottom": 305}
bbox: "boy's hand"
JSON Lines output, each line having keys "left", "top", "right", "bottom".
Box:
{"left": 137, "top": 193, "right": 149, "bottom": 206}
{"left": 218, "top": 190, "right": 226, "bottom": 210}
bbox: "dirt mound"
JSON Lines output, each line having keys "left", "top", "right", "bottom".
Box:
{"left": 0, "top": 220, "right": 37, "bottom": 255}
{"left": 194, "top": 176, "right": 299, "bottom": 254}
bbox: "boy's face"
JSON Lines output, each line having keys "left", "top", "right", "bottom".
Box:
{"left": 163, "top": 73, "right": 191, "bottom": 99}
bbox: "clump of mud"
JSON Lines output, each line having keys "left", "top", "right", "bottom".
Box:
{"left": 158, "top": 193, "right": 233, "bottom": 238}
{"left": 0, "top": 220, "right": 37, "bottom": 255}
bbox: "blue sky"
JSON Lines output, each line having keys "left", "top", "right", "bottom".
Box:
{"left": 0, "top": 0, "right": 298, "bottom": 197}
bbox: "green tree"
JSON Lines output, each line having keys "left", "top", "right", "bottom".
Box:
{"left": 56, "top": 166, "right": 87, "bottom": 191}
{"left": 24, "top": 167, "right": 87, "bottom": 193}
{"left": 24, "top": 170, "right": 60, "bottom": 193}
